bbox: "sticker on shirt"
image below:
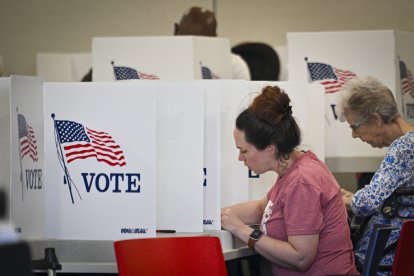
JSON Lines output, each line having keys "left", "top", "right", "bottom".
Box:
{"left": 261, "top": 200, "right": 273, "bottom": 234}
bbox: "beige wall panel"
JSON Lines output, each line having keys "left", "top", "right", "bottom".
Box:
{"left": 0, "top": 0, "right": 212, "bottom": 76}
{"left": 1, "top": 0, "right": 414, "bottom": 76}
{"left": 217, "top": 0, "right": 414, "bottom": 46}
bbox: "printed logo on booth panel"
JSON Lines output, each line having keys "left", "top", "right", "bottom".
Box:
{"left": 16, "top": 108, "right": 41, "bottom": 202}
{"left": 51, "top": 113, "right": 141, "bottom": 204}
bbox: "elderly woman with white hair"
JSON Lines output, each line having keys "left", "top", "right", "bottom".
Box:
{"left": 338, "top": 76, "right": 414, "bottom": 273}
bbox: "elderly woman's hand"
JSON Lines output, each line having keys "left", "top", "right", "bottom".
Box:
{"left": 341, "top": 188, "right": 354, "bottom": 211}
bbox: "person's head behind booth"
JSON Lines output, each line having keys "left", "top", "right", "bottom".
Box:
{"left": 174, "top": 7, "right": 217, "bottom": 37}
{"left": 175, "top": 6, "right": 251, "bottom": 81}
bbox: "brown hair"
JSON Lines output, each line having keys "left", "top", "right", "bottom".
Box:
{"left": 236, "top": 86, "right": 301, "bottom": 160}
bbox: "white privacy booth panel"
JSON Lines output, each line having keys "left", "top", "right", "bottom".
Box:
{"left": 395, "top": 31, "right": 414, "bottom": 126}
{"left": 43, "top": 82, "right": 157, "bottom": 240}
{"left": 92, "top": 36, "right": 232, "bottom": 81}
{"left": 154, "top": 82, "right": 205, "bottom": 233}
{"left": 201, "top": 82, "right": 221, "bottom": 231}
{"left": 216, "top": 80, "right": 250, "bottom": 207}
{"left": 9, "top": 76, "right": 45, "bottom": 239}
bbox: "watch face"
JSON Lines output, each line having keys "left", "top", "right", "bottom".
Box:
{"left": 250, "top": 229, "right": 263, "bottom": 240}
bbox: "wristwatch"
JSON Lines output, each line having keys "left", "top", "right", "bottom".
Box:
{"left": 248, "top": 229, "right": 263, "bottom": 249}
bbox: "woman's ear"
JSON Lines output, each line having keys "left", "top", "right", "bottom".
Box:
{"left": 266, "top": 144, "right": 276, "bottom": 156}
{"left": 371, "top": 113, "right": 383, "bottom": 127}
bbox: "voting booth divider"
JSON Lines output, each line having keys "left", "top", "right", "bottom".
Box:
{"left": 92, "top": 36, "right": 233, "bottom": 81}
{"left": 3, "top": 76, "right": 46, "bottom": 238}
{"left": 287, "top": 30, "right": 414, "bottom": 171}
{"left": 1, "top": 76, "right": 248, "bottom": 240}
{"left": 36, "top": 36, "right": 233, "bottom": 83}
{"left": 1, "top": 76, "right": 325, "bottom": 241}
{"left": 43, "top": 82, "right": 158, "bottom": 240}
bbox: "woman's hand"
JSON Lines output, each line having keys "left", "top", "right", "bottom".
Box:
{"left": 221, "top": 208, "right": 247, "bottom": 234}
{"left": 341, "top": 188, "right": 354, "bottom": 211}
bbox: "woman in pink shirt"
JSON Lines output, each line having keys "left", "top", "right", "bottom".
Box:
{"left": 221, "top": 85, "right": 358, "bottom": 275}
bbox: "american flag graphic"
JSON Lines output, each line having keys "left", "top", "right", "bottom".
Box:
{"left": 399, "top": 60, "right": 414, "bottom": 97}
{"left": 18, "top": 114, "right": 38, "bottom": 162}
{"left": 112, "top": 62, "right": 159, "bottom": 80}
{"left": 200, "top": 63, "right": 219, "bottom": 79}
{"left": 306, "top": 61, "right": 356, "bottom": 94}
{"left": 55, "top": 120, "right": 126, "bottom": 167}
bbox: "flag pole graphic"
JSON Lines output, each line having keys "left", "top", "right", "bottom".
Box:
{"left": 111, "top": 61, "right": 116, "bottom": 81}
{"left": 51, "top": 113, "right": 82, "bottom": 204}
{"left": 16, "top": 107, "right": 24, "bottom": 201}
{"left": 304, "top": 57, "right": 311, "bottom": 83}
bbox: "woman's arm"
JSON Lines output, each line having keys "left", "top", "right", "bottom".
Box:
{"left": 221, "top": 196, "right": 268, "bottom": 225}
{"left": 221, "top": 196, "right": 319, "bottom": 271}
{"left": 221, "top": 210, "right": 319, "bottom": 271}
{"left": 255, "top": 233, "right": 319, "bottom": 271}
{"left": 352, "top": 142, "right": 410, "bottom": 216}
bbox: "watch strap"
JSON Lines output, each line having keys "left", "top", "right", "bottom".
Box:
{"left": 248, "top": 229, "right": 263, "bottom": 249}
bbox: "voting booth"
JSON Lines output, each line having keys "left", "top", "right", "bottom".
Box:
{"left": 5, "top": 78, "right": 158, "bottom": 240}
{"left": 92, "top": 36, "right": 233, "bottom": 81}
{"left": 36, "top": 53, "right": 92, "bottom": 82}
{"left": 3, "top": 75, "right": 327, "bottom": 240}
{"left": 3, "top": 76, "right": 255, "bottom": 240}
{"left": 287, "top": 30, "right": 414, "bottom": 171}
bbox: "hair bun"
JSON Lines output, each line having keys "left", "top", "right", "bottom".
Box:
{"left": 250, "top": 86, "right": 291, "bottom": 124}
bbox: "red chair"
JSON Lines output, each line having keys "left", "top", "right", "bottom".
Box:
{"left": 391, "top": 220, "right": 414, "bottom": 276}
{"left": 114, "top": 236, "right": 228, "bottom": 276}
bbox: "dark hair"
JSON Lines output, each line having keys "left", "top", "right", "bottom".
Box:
{"left": 235, "top": 86, "right": 301, "bottom": 160}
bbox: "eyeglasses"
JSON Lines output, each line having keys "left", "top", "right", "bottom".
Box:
{"left": 349, "top": 121, "right": 364, "bottom": 131}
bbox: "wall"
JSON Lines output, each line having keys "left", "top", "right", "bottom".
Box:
{"left": 1, "top": 0, "right": 414, "bottom": 77}
{"left": 217, "top": 0, "right": 414, "bottom": 46}
{"left": 0, "top": 0, "right": 212, "bottom": 76}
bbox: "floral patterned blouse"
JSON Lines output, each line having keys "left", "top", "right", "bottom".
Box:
{"left": 352, "top": 131, "right": 414, "bottom": 275}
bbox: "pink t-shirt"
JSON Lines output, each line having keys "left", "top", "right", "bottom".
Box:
{"left": 262, "top": 151, "right": 358, "bottom": 275}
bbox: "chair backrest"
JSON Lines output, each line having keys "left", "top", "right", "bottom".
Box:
{"left": 114, "top": 236, "right": 228, "bottom": 276}
{"left": 0, "top": 242, "right": 33, "bottom": 276}
{"left": 392, "top": 220, "right": 414, "bottom": 276}
{"left": 362, "top": 224, "right": 398, "bottom": 276}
